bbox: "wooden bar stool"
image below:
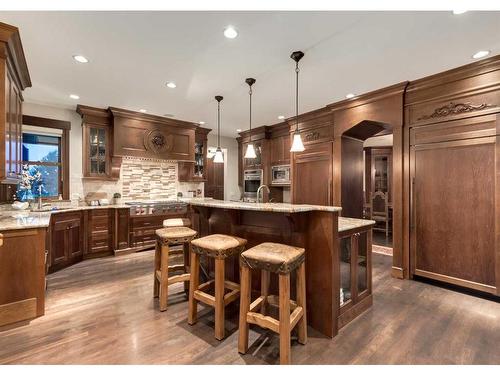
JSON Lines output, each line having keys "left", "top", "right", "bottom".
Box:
{"left": 188, "top": 234, "right": 247, "bottom": 340}
{"left": 154, "top": 226, "right": 197, "bottom": 311}
{"left": 238, "top": 242, "right": 307, "bottom": 365}
{"left": 163, "top": 217, "right": 192, "bottom": 228}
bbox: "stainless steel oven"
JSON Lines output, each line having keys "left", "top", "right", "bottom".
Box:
{"left": 271, "top": 164, "right": 291, "bottom": 185}
{"left": 244, "top": 169, "right": 263, "bottom": 199}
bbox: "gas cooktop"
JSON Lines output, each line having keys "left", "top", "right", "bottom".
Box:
{"left": 125, "top": 200, "right": 188, "bottom": 216}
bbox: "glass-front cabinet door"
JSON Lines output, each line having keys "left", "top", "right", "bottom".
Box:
{"left": 85, "top": 124, "right": 109, "bottom": 178}
{"left": 193, "top": 141, "right": 205, "bottom": 178}
{"left": 339, "top": 229, "right": 371, "bottom": 317}
{"left": 339, "top": 236, "right": 352, "bottom": 307}
{"left": 356, "top": 231, "right": 369, "bottom": 296}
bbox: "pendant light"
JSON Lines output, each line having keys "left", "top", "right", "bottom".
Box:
{"left": 290, "top": 50, "right": 305, "bottom": 152}
{"left": 213, "top": 95, "right": 224, "bottom": 163}
{"left": 244, "top": 78, "right": 257, "bottom": 159}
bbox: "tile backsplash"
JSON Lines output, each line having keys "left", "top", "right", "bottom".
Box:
{"left": 122, "top": 158, "right": 177, "bottom": 200}
{"left": 78, "top": 157, "right": 202, "bottom": 202}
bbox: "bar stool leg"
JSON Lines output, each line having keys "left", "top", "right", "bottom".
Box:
{"left": 238, "top": 264, "right": 252, "bottom": 354}
{"left": 261, "top": 269, "right": 270, "bottom": 315}
{"left": 214, "top": 258, "right": 225, "bottom": 340}
{"left": 279, "top": 273, "right": 291, "bottom": 365}
{"left": 296, "top": 262, "right": 307, "bottom": 345}
{"left": 183, "top": 242, "right": 191, "bottom": 294}
{"left": 159, "top": 243, "right": 170, "bottom": 311}
{"left": 188, "top": 251, "right": 200, "bottom": 325}
{"left": 153, "top": 241, "right": 160, "bottom": 298}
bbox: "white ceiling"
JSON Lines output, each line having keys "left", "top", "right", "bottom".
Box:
{"left": 1, "top": 11, "right": 500, "bottom": 137}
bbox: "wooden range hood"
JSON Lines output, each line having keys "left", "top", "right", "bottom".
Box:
{"left": 109, "top": 107, "right": 198, "bottom": 162}
{"left": 77, "top": 105, "right": 199, "bottom": 177}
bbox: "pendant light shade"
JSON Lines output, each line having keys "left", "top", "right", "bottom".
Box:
{"left": 244, "top": 143, "right": 257, "bottom": 158}
{"left": 290, "top": 50, "right": 305, "bottom": 153}
{"left": 244, "top": 77, "right": 257, "bottom": 159}
{"left": 290, "top": 132, "right": 305, "bottom": 152}
{"left": 213, "top": 147, "right": 224, "bottom": 163}
{"left": 214, "top": 95, "right": 224, "bottom": 163}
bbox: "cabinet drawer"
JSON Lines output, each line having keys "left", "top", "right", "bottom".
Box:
{"left": 90, "top": 209, "right": 110, "bottom": 217}
{"left": 131, "top": 228, "right": 157, "bottom": 237}
{"left": 89, "top": 237, "right": 111, "bottom": 253}
{"left": 90, "top": 231, "right": 109, "bottom": 240}
{"left": 91, "top": 216, "right": 110, "bottom": 232}
{"left": 131, "top": 217, "right": 163, "bottom": 228}
{"left": 53, "top": 217, "right": 81, "bottom": 231}
{"left": 52, "top": 212, "right": 82, "bottom": 226}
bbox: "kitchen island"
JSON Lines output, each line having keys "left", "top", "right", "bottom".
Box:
{"left": 184, "top": 198, "right": 374, "bottom": 338}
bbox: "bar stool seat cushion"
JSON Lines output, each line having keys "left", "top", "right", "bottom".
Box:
{"left": 241, "top": 242, "right": 305, "bottom": 274}
{"left": 163, "top": 217, "right": 192, "bottom": 228}
{"left": 156, "top": 227, "right": 197, "bottom": 244}
{"left": 191, "top": 234, "right": 247, "bottom": 259}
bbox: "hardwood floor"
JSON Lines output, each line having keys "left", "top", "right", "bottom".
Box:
{"left": 1, "top": 250, "right": 499, "bottom": 364}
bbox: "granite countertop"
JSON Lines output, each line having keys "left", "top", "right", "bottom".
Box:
{"left": 0, "top": 204, "right": 131, "bottom": 231}
{"left": 338, "top": 217, "right": 376, "bottom": 233}
{"left": 181, "top": 198, "right": 342, "bottom": 213}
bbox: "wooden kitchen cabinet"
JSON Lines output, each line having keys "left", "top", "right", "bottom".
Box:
{"left": 410, "top": 114, "right": 500, "bottom": 295}
{"left": 84, "top": 123, "right": 111, "bottom": 178}
{"left": 270, "top": 134, "right": 291, "bottom": 165}
{"left": 292, "top": 142, "right": 333, "bottom": 205}
{"left": 338, "top": 226, "right": 372, "bottom": 329}
{"left": 178, "top": 127, "right": 211, "bottom": 182}
{"left": 48, "top": 211, "right": 84, "bottom": 273}
{"left": 0, "top": 22, "right": 31, "bottom": 184}
{"left": 86, "top": 208, "right": 114, "bottom": 257}
{"left": 114, "top": 208, "right": 130, "bottom": 252}
{"left": 0, "top": 228, "right": 46, "bottom": 327}
{"left": 204, "top": 155, "right": 224, "bottom": 199}
{"left": 77, "top": 105, "right": 118, "bottom": 181}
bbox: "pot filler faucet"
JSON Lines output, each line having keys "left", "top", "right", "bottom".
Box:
{"left": 256, "top": 184, "right": 270, "bottom": 203}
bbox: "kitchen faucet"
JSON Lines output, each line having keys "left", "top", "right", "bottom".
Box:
{"left": 256, "top": 184, "right": 270, "bottom": 203}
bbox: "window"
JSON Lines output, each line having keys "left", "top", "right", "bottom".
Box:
{"left": 19, "top": 133, "right": 62, "bottom": 199}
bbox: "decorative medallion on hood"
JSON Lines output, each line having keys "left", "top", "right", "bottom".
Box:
{"left": 145, "top": 129, "right": 172, "bottom": 154}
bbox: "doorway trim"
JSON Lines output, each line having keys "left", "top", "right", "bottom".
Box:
{"left": 328, "top": 82, "right": 409, "bottom": 279}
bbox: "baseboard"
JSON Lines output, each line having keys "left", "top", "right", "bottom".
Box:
{"left": 0, "top": 298, "right": 37, "bottom": 327}
{"left": 391, "top": 266, "right": 404, "bottom": 279}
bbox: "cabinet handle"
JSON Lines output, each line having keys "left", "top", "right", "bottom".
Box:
{"left": 410, "top": 177, "right": 415, "bottom": 230}
{"left": 328, "top": 178, "right": 332, "bottom": 204}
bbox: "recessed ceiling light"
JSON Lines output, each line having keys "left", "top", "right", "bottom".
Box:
{"left": 346, "top": 93, "right": 355, "bottom": 99}
{"left": 69, "top": 94, "right": 80, "bottom": 100}
{"left": 199, "top": 121, "right": 205, "bottom": 125}
{"left": 139, "top": 109, "right": 147, "bottom": 113}
{"left": 278, "top": 115, "right": 285, "bottom": 120}
{"left": 166, "top": 82, "right": 176, "bottom": 88}
{"left": 73, "top": 55, "right": 89, "bottom": 63}
{"left": 224, "top": 26, "right": 238, "bottom": 39}
{"left": 452, "top": 10, "right": 467, "bottom": 15}
{"left": 472, "top": 50, "right": 490, "bottom": 59}
{"left": 236, "top": 129, "right": 242, "bottom": 132}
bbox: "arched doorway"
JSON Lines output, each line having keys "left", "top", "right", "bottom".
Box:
{"left": 329, "top": 81, "right": 408, "bottom": 279}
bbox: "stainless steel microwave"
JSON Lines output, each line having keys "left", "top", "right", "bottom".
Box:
{"left": 271, "top": 165, "right": 291, "bottom": 185}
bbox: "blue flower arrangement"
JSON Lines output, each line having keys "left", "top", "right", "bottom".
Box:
{"left": 17, "top": 164, "right": 46, "bottom": 201}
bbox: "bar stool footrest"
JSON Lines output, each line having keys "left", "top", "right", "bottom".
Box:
{"left": 155, "top": 270, "right": 190, "bottom": 285}
{"left": 246, "top": 312, "right": 280, "bottom": 333}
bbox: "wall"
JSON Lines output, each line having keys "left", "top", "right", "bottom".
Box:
{"left": 23, "top": 102, "right": 203, "bottom": 201}
{"left": 208, "top": 133, "right": 241, "bottom": 201}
